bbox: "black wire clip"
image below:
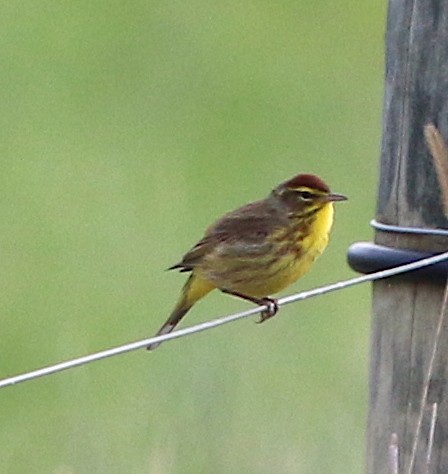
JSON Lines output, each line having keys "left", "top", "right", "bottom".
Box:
{"left": 347, "top": 220, "right": 448, "bottom": 283}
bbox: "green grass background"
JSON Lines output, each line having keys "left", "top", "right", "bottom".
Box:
{"left": 0, "top": 1, "right": 385, "bottom": 473}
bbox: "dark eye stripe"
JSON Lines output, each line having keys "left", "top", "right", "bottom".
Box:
{"left": 299, "top": 191, "right": 314, "bottom": 200}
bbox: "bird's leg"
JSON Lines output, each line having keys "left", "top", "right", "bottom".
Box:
{"left": 257, "top": 298, "right": 279, "bottom": 323}
{"left": 220, "top": 289, "right": 279, "bottom": 323}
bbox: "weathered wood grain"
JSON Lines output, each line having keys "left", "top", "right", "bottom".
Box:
{"left": 368, "top": 1, "right": 448, "bottom": 472}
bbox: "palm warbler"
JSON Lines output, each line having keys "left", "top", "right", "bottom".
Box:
{"left": 148, "top": 173, "right": 346, "bottom": 350}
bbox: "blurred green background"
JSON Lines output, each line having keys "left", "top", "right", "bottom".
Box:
{"left": 0, "top": 1, "right": 384, "bottom": 473}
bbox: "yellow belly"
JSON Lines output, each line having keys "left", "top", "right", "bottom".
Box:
{"left": 200, "top": 202, "right": 335, "bottom": 297}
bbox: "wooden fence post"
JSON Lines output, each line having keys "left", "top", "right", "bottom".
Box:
{"left": 367, "top": 1, "right": 448, "bottom": 472}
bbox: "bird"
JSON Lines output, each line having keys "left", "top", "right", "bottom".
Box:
{"left": 147, "top": 173, "right": 347, "bottom": 350}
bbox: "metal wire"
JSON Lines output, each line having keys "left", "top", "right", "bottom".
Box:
{"left": 371, "top": 219, "right": 448, "bottom": 236}
{"left": 1, "top": 250, "right": 448, "bottom": 390}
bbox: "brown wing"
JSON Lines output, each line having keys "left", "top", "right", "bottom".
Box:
{"left": 168, "top": 234, "right": 218, "bottom": 272}
{"left": 169, "top": 199, "right": 285, "bottom": 272}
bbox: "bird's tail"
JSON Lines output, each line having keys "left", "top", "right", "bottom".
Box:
{"left": 147, "top": 273, "right": 214, "bottom": 350}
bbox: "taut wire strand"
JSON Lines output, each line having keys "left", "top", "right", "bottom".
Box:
{"left": 371, "top": 219, "right": 448, "bottom": 237}
{"left": 1, "top": 251, "right": 448, "bottom": 390}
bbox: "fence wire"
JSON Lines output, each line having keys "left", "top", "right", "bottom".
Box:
{"left": 1, "top": 251, "right": 448, "bottom": 390}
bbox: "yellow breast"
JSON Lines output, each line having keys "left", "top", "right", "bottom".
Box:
{"left": 218, "top": 202, "right": 335, "bottom": 297}
{"left": 300, "top": 202, "right": 334, "bottom": 260}
{"left": 265, "top": 203, "right": 334, "bottom": 292}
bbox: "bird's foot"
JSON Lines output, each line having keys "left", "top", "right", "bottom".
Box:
{"left": 257, "top": 297, "right": 279, "bottom": 323}
{"left": 220, "top": 289, "right": 279, "bottom": 323}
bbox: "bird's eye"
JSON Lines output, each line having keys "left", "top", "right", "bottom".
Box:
{"left": 297, "top": 191, "right": 314, "bottom": 201}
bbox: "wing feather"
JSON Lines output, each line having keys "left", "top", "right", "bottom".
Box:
{"left": 168, "top": 199, "right": 285, "bottom": 272}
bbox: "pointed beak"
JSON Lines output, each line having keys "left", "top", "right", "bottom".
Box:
{"left": 325, "top": 192, "right": 347, "bottom": 202}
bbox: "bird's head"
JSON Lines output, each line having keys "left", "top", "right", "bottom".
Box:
{"left": 272, "top": 173, "right": 347, "bottom": 215}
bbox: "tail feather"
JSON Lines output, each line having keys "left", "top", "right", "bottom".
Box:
{"left": 147, "top": 273, "right": 214, "bottom": 350}
{"left": 146, "top": 304, "right": 191, "bottom": 350}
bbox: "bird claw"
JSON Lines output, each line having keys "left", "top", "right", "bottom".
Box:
{"left": 257, "top": 298, "right": 279, "bottom": 323}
